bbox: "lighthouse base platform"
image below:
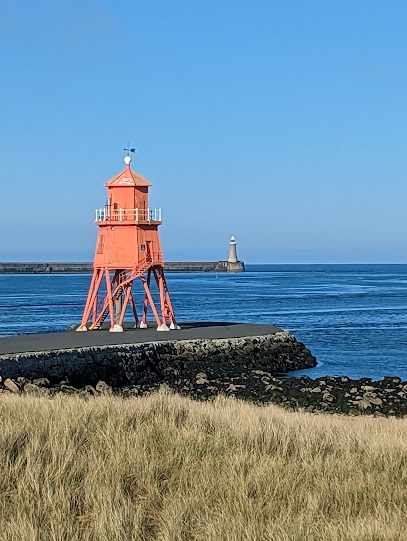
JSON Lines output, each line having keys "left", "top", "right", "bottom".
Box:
{"left": 0, "top": 322, "right": 316, "bottom": 389}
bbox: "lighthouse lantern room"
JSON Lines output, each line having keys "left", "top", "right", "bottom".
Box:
{"left": 77, "top": 154, "right": 180, "bottom": 332}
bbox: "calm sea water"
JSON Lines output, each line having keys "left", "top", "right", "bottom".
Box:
{"left": 1, "top": 264, "right": 407, "bottom": 380}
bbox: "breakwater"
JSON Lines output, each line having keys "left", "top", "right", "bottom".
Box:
{"left": 0, "top": 261, "right": 244, "bottom": 274}
{"left": 1, "top": 341, "right": 406, "bottom": 416}
{"left": 0, "top": 331, "right": 315, "bottom": 387}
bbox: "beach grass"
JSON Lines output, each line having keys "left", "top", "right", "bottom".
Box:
{"left": 1, "top": 389, "right": 406, "bottom": 540}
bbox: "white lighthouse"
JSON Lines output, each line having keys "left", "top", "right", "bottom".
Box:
{"left": 226, "top": 236, "right": 245, "bottom": 272}
{"left": 228, "top": 235, "right": 238, "bottom": 263}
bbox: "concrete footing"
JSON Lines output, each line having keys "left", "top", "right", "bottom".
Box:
{"left": 76, "top": 325, "right": 87, "bottom": 332}
{"left": 109, "top": 324, "right": 124, "bottom": 333}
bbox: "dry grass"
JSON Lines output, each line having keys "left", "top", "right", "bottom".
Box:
{"left": 1, "top": 390, "right": 407, "bottom": 541}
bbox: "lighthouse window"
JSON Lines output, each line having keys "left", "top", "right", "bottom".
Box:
{"left": 141, "top": 244, "right": 146, "bottom": 251}
{"left": 96, "top": 236, "right": 105, "bottom": 254}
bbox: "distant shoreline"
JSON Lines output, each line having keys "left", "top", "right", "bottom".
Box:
{"left": 1, "top": 262, "right": 407, "bottom": 274}
{"left": 0, "top": 261, "right": 230, "bottom": 274}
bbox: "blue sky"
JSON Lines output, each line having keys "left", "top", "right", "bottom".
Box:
{"left": 1, "top": 0, "right": 407, "bottom": 263}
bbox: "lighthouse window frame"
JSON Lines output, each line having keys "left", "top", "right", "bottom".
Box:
{"left": 96, "top": 235, "right": 105, "bottom": 254}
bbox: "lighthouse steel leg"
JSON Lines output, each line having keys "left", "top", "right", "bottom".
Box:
{"left": 118, "top": 283, "right": 133, "bottom": 326}
{"left": 105, "top": 270, "right": 116, "bottom": 330}
{"left": 84, "top": 268, "right": 98, "bottom": 326}
{"left": 160, "top": 269, "right": 180, "bottom": 329}
{"left": 152, "top": 269, "right": 165, "bottom": 324}
{"left": 92, "top": 293, "right": 97, "bottom": 325}
{"left": 160, "top": 269, "right": 175, "bottom": 321}
{"left": 79, "top": 268, "right": 97, "bottom": 326}
{"left": 79, "top": 269, "right": 103, "bottom": 328}
{"left": 86, "top": 268, "right": 97, "bottom": 299}
{"left": 140, "top": 273, "right": 161, "bottom": 327}
{"left": 140, "top": 269, "right": 152, "bottom": 327}
{"left": 153, "top": 268, "right": 169, "bottom": 327}
{"left": 129, "top": 292, "right": 139, "bottom": 325}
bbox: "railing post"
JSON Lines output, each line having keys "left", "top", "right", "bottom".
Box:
{"left": 95, "top": 206, "right": 166, "bottom": 223}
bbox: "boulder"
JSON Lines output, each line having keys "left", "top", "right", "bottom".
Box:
{"left": 95, "top": 381, "right": 111, "bottom": 394}
{"left": 195, "top": 372, "right": 209, "bottom": 385}
{"left": 4, "top": 378, "right": 20, "bottom": 393}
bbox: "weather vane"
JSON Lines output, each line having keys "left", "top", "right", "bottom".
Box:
{"left": 123, "top": 143, "right": 136, "bottom": 156}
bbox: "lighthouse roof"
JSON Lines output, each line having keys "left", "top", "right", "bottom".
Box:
{"left": 104, "top": 164, "right": 153, "bottom": 188}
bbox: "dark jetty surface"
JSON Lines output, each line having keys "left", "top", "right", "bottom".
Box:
{"left": 0, "top": 322, "right": 282, "bottom": 355}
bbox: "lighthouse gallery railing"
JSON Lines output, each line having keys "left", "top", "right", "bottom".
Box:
{"left": 95, "top": 208, "right": 162, "bottom": 222}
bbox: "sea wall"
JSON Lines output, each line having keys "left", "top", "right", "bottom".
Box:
{"left": 0, "top": 332, "right": 315, "bottom": 387}
{"left": 2, "top": 334, "right": 406, "bottom": 417}
{"left": 0, "top": 261, "right": 231, "bottom": 274}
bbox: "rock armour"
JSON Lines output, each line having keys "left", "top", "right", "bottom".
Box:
{"left": 0, "top": 332, "right": 315, "bottom": 387}
{"left": 1, "top": 336, "right": 407, "bottom": 416}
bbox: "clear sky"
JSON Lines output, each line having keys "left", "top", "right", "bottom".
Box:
{"left": 1, "top": 0, "right": 407, "bottom": 263}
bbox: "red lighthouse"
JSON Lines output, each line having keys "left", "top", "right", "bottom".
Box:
{"left": 77, "top": 154, "right": 180, "bottom": 332}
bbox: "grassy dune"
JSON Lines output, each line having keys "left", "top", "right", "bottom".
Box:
{"left": 1, "top": 390, "right": 407, "bottom": 540}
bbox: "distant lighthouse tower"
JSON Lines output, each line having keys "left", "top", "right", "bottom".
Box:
{"left": 228, "top": 235, "right": 238, "bottom": 263}
{"left": 77, "top": 153, "right": 180, "bottom": 332}
{"left": 226, "top": 236, "right": 245, "bottom": 272}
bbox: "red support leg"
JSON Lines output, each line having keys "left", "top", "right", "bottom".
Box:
{"left": 78, "top": 268, "right": 97, "bottom": 328}
{"left": 118, "top": 283, "right": 132, "bottom": 326}
{"left": 78, "top": 268, "right": 103, "bottom": 330}
{"left": 129, "top": 291, "right": 139, "bottom": 326}
{"left": 86, "top": 268, "right": 98, "bottom": 326}
{"left": 105, "top": 269, "right": 116, "bottom": 331}
{"left": 92, "top": 292, "right": 97, "bottom": 325}
{"left": 141, "top": 273, "right": 162, "bottom": 328}
{"left": 160, "top": 268, "right": 180, "bottom": 329}
{"left": 140, "top": 269, "right": 151, "bottom": 328}
{"left": 153, "top": 268, "right": 168, "bottom": 328}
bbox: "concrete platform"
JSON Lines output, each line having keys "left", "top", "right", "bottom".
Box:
{"left": 0, "top": 322, "right": 282, "bottom": 355}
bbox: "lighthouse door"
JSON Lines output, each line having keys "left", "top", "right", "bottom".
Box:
{"left": 146, "top": 241, "right": 152, "bottom": 263}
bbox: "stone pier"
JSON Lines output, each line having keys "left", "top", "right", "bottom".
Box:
{"left": 0, "top": 322, "right": 315, "bottom": 387}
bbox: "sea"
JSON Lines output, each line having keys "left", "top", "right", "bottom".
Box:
{"left": 1, "top": 264, "right": 407, "bottom": 381}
